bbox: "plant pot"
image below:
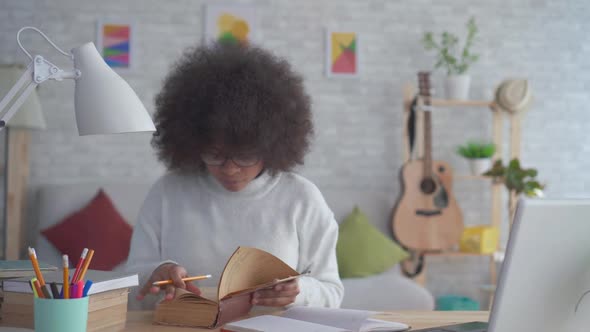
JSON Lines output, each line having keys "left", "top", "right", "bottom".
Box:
{"left": 468, "top": 158, "right": 492, "bottom": 176}
{"left": 444, "top": 74, "right": 471, "bottom": 100}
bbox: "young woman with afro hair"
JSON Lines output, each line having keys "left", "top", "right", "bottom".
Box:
{"left": 126, "top": 42, "right": 343, "bottom": 310}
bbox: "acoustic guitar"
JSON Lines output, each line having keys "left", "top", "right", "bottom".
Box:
{"left": 392, "top": 72, "right": 464, "bottom": 253}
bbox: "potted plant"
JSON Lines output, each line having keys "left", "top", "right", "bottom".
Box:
{"left": 457, "top": 141, "right": 495, "bottom": 175}
{"left": 483, "top": 158, "right": 545, "bottom": 224}
{"left": 422, "top": 17, "right": 479, "bottom": 100}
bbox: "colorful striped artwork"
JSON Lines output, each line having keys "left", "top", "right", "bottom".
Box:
{"left": 326, "top": 31, "right": 359, "bottom": 77}
{"left": 99, "top": 23, "right": 131, "bottom": 68}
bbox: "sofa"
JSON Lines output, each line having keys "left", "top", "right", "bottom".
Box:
{"left": 30, "top": 181, "right": 434, "bottom": 311}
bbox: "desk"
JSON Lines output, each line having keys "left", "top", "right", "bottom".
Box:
{"left": 123, "top": 310, "right": 489, "bottom": 331}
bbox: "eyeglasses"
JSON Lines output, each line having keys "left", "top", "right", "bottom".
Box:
{"left": 200, "top": 151, "right": 261, "bottom": 167}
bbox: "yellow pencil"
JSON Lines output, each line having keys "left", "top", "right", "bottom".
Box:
{"left": 76, "top": 249, "right": 94, "bottom": 283}
{"left": 28, "top": 247, "right": 45, "bottom": 286}
{"left": 152, "top": 274, "right": 212, "bottom": 286}
{"left": 30, "top": 278, "right": 39, "bottom": 297}
{"left": 63, "top": 255, "right": 70, "bottom": 299}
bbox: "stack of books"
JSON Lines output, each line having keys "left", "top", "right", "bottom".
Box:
{"left": 0, "top": 260, "right": 57, "bottom": 280}
{"left": 1, "top": 269, "right": 138, "bottom": 331}
{"left": 0, "top": 260, "right": 58, "bottom": 321}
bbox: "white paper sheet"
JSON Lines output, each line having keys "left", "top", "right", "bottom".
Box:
{"left": 283, "top": 307, "right": 409, "bottom": 332}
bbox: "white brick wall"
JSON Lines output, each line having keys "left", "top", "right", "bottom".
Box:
{"left": 2, "top": 0, "right": 589, "bottom": 308}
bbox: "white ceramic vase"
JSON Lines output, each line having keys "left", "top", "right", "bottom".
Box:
{"left": 444, "top": 74, "right": 471, "bottom": 100}
{"left": 469, "top": 158, "right": 492, "bottom": 176}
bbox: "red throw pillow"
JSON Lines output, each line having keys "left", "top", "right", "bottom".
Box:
{"left": 41, "top": 189, "right": 133, "bottom": 271}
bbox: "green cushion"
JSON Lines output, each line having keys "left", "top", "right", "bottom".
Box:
{"left": 336, "top": 206, "right": 409, "bottom": 278}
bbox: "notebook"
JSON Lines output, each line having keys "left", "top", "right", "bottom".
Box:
{"left": 222, "top": 307, "right": 410, "bottom": 332}
{"left": 2, "top": 269, "right": 138, "bottom": 295}
{"left": 0, "top": 260, "right": 57, "bottom": 279}
{"left": 154, "top": 246, "right": 307, "bottom": 329}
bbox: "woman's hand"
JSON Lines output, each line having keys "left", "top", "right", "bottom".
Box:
{"left": 251, "top": 279, "right": 300, "bottom": 307}
{"left": 136, "top": 263, "right": 201, "bottom": 301}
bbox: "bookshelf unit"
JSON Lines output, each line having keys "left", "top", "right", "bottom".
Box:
{"left": 400, "top": 83, "right": 523, "bottom": 307}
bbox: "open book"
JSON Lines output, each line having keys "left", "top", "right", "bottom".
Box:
{"left": 222, "top": 307, "right": 410, "bottom": 332}
{"left": 153, "top": 247, "right": 306, "bottom": 328}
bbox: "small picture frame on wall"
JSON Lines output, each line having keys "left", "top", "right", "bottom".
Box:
{"left": 96, "top": 20, "right": 134, "bottom": 69}
{"left": 325, "top": 30, "right": 360, "bottom": 78}
{"left": 203, "top": 4, "right": 258, "bottom": 45}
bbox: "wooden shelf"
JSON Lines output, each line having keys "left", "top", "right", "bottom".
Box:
{"left": 430, "top": 99, "right": 493, "bottom": 108}
{"left": 455, "top": 175, "right": 503, "bottom": 185}
{"left": 456, "top": 175, "right": 491, "bottom": 181}
{"left": 402, "top": 82, "right": 520, "bottom": 310}
{"left": 479, "top": 284, "right": 497, "bottom": 292}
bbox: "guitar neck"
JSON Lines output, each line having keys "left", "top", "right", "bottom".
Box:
{"left": 422, "top": 97, "right": 433, "bottom": 178}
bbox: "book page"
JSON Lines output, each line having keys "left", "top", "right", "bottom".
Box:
{"left": 221, "top": 275, "right": 303, "bottom": 299}
{"left": 218, "top": 247, "right": 299, "bottom": 300}
{"left": 175, "top": 288, "right": 218, "bottom": 305}
{"left": 155, "top": 288, "right": 219, "bottom": 327}
{"left": 283, "top": 307, "right": 409, "bottom": 332}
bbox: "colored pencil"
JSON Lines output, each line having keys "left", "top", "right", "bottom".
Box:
{"left": 28, "top": 247, "right": 45, "bottom": 286}
{"left": 63, "top": 255, "right": 70, "bottom": 299}
{"left": 152, "top": 274, "right": 212, "bottom": 286}
{"left": 76, "top": 249, "right": 94, "bottom": 283}
{"left": 70, "top": 248, "right": 88, "bottom": 284}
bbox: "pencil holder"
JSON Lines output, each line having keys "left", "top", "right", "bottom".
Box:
{"left": 34, "top": 296, "right": 89, "bottom": 332}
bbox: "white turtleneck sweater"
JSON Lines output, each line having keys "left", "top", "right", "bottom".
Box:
{"left": 126, "top": 171, "right": 343, "bottom": 310}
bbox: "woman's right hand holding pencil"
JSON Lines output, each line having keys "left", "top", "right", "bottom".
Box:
{"left": 137, "top": 263, "right": 203, "bottom": 301}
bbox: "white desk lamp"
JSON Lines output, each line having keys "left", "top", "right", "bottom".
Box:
{"left": 0, "top": 27, "right": 155, "bottom": 135}
{"left": 0, "top": 65, "right": 46, "bottom": 130}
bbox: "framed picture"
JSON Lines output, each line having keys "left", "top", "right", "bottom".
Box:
{"left": 204, "top": 4, "right": 258, "bottom": 44}
{"left": 325, "top": 30, "right": 360, "bottom": 78}
{"left": 96, "top": 20, "right": 134, "bottom": 69}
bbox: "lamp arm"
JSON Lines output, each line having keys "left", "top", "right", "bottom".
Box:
{"left": 16, "top": 26, "right": 79, "bottom": 82}
{"left": 0, "top": 26, "right": 80, "bottom": 129}
{"left": 31, "top": 55, "right": 80, "bottom": 83}
{"left": 0, "top": 64, "right": 37, "bottom": 130}
{"left": 0, "top": 55, "right": 80, "bottom": 130}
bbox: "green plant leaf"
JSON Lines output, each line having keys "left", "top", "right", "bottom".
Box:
{"left": 456, "top": 142, "right": 496, "bottom": 158}
{"left": 483, "top": 158, "right": 543, "bottom": 197}
{"left": 423, "top": 32, "right": 438, "bottom": 50}
{"left": 524, "top": 181, "right": 544, "bottom": 197}
{"left": 423, "top": 17, "right": 478, "bottom": 75}
{"left": 508, "top": 159, "right": 521, "bottom": 170}
{"left": 456, "top": 64, "right": 468, "bottom": 74}
{"left": 483, "top": 159, "right": 505, "bottom": 177}
{"left": 434, "top": 58, "right": 444, "bottom": 69}
{"left": 506, "top": 172, "right": 523, "bottom": 192}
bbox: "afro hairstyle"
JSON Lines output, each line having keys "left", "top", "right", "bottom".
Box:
{"left": 151, "top": 42, "right": 314, "bottom": 175}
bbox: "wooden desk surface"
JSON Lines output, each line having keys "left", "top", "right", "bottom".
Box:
{"left": 123, "top": 310, "right": 490, "bottom": 331}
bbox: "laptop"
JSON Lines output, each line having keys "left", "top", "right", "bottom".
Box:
{"left": 414, "top": 198, "right": 590, "bottom": 332}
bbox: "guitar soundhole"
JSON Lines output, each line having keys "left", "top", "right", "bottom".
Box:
{"left": 420, "top": 178, "right": 436, "bottom": 194}
{"left": 438, "top": 166, "right": 445, "bottom": 173}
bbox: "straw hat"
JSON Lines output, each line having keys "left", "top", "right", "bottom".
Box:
{"left": 494, "top": 79, "right": 532, "bottom": 114}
